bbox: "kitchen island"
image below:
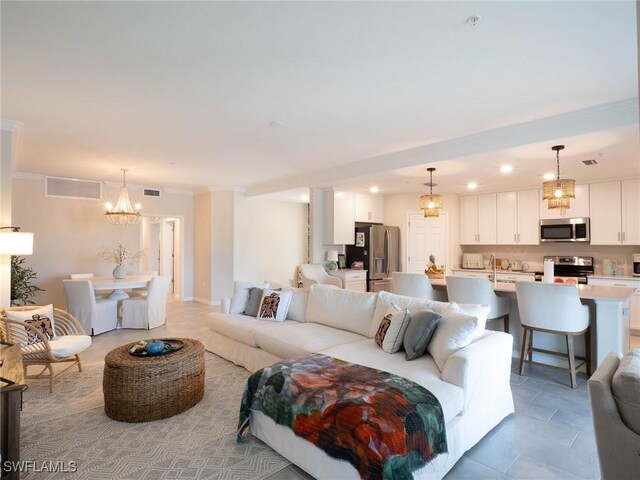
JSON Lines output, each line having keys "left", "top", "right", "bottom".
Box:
{"left": 430, "top": 278, "right": 636, "bottom": 367}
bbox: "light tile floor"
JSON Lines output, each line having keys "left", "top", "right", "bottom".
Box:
{"left": 53, "top": 298, "right": 637, "bottom": 480}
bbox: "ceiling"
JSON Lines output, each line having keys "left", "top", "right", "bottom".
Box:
{"left": 1, "top": 1, "right": 639, "bottom": 197}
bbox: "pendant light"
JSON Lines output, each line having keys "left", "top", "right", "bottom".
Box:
{"left": 542, "top": 145, "right": 575, "bottom": 214}
{"left": 420, "top": 167, "right": 443, "bottom": 218}
{"left": 105, "top": 169, "right": 142, "bottom": 225}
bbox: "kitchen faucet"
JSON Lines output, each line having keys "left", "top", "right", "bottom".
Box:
{"left": 489, "top": 253, "right": 497, "bottom": 286}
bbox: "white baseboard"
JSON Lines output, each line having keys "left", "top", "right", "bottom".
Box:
{"left": 192, "top": 297, "right": 221, "bottom": 306}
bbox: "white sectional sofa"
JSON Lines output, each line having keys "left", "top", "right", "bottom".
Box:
{"left": 204, "top": 284, "right": 514, "bottom": 479}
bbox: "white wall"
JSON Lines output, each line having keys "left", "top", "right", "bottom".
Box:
{"left": 384, "top": 193, "right": 461, "bottom": 273}
{"left": 234, "top": 195, "right": 308, "bottom": 287}
{"left": 11, "top": 176, "right": 194, "bottom": 308}
{"left": 211, "top": 191, "right": 236, "bottom": 301}
{"left": 0, "top": 129, "right": 15, "bottom": 306}
{"left": 193, "top": 191, "right": 212, "bottom": 302}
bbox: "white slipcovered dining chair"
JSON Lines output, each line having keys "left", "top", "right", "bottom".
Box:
{"left": 62, "top": 280, "right": 118, "bottom": 336}
{"left": 69, "top": 273, "right": 105, "bottom": 299}
{"left": 299, "top": 264, "right": 342, "bottom": 289}
{"left": 445, "top": 276, "right": 510, "bottom": 333}
{"left": 516, "top": 282, "right": 590, "bottom": 388}
{"left": 129, "top": 270, "right": 159, "bottom": 297}
{"left": 391, "top": 272, "right": 446, "bottom": 301}
{"left": 121, "top": 276, "right": 171, "bottom": 329}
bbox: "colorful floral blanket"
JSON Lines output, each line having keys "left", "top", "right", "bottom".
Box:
{"left": 237, "top": 353, "right": 447, "bottom": 480}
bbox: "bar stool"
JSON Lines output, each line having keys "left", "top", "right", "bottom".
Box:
{"left": 445, "top": 276, "right": 510, "bottom": 333}
{"left": 516, "top": 282, "right": 591, "bottom": 388}
{"left": 391, "top": 272, "right": 446, "bottom": 301}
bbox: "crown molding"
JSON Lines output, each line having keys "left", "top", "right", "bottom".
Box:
{"left": 12, "top": 171, "right": 43, "bottom": 181}
{"left": 206, "top": 186, "right": 246, "bottom": 193}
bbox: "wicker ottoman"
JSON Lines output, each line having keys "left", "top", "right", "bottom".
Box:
{"left": 103, "top": 338, "right": 205, "bottom": 422}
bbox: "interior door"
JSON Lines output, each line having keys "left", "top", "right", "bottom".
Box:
{"left": 407, "top": 212, "right": 448, "bottom": 273}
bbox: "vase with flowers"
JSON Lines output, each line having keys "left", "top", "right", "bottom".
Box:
{"left": 100, "top": 242, "right": 144, "bottom": 279}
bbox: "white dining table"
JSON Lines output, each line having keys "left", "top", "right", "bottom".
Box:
{"left": 91, "top": 275, "right": 153, "bottom": 300}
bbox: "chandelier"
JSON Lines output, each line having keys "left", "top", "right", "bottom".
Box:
{"left": 105, "top": 169, "right": 142, "bottom": 225}
{"left": 542, "top": 145, "right": 575, "bottom": 214}
{"left": 420, "top": 167, "right": 443, "bottom": 218}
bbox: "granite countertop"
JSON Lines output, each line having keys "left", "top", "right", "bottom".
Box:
{"left": 429, "top": 277, "right": 636, "bottom": 301}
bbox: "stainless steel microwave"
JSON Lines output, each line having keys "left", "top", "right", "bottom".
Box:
{"left": 540, "top": 217, "right": 590, "bottom": 243}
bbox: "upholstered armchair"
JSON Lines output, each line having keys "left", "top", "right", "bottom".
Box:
{"left": 588, "top": 351, "right": 640, "bottom": 479}
{"left": 299, "top": 264, "right": 342, "bottom": 289}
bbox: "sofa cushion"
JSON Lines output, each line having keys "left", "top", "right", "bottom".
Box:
{"left": 374, "top": 304, "right": 410, "bottom": 354}
{"left": 254, "top": 323, "right": 366, "bottom": 359}
{"left": 404, "top": 309, "right": 442, "bottom": 361}
{"left": 428, "top": 311, "right": 479, "bottom": 371}
{"left": 257, "top": 290, "right": 293, "bottom": 322}
{"left": 370, "top": 292, "right": 451, "bottom": 337}
{"left": 206, "top": 312, "right": 296, "bottom": 347}
{"left": 320, "top": 339, "right": 464, "bottom": 424}
{"left": 612, "top": 348, "right": 640, "bottom": 435}
{"left": 230, "top": 281, "right": 269, "bottom": 314}
{"left": 306, "top": 285, "right": 377, "bottom": 337}
{"left": 287, "top": 289, "right": 308, "bottom": 323}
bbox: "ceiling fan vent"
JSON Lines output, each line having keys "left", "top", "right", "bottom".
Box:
{"left": 582, "top": 159, "right": 599, "bottom": 166}
{"left": 143, "top": 188, "right": 162, "bottom": 197}
{"left": 45, "top": 176, "right": 102, "bottom": 200}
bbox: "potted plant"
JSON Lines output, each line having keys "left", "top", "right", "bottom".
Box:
{"left": 100, "top": 242, "right": 144, "bottom": 279}
{"left": 10, "top": 256, "right": 44, "bottom": 306}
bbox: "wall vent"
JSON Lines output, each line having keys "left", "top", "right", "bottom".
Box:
{"left": 45, "top": 176, "right": 102, "bottom": 200}
{"left": 143, "top": 188, "right": 162, "bottom": 197}
{"left": 582, "top": 159, "right": 599, "bottom": 166}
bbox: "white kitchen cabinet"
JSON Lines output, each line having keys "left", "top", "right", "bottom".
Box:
{"left": 590, "top": 182, "right": 621, "bottom": 245}
{"left": 495, "top": 272, "right": 535, "bottom": 283}
{"left": 496, "top": 189, "right": 539, "bottom": 245}
{"left": 590, "top": 180, "right": 639, "bottom": 245}
{"left": 621, "top": 179, "right": 640, "bottom": 245}
{"left": 588, "top": 277, "right": 640, "bottom": 331}
{"left": 451, "top": 268, "right": 491, "bottom": 280}
{"left": 328, "top": 269, "right": 367, "bottom": 292}
{"left": 354, "top": 193, "right": 384, "bottom": 224}
{"left": 539, "top": 184, "right": 589, "bottom": 219}
{"left": 323, "top": 190, "right": 355, "bottom": 245}
{"left": 460, "top": 194, "right": 497, "bottom": 244}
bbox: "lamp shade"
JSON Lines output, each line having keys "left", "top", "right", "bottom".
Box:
{"left": 0, "top": 231, "right": 34, "bottom": 255}
{"left": 326, "top": 251, "right": 339, "bottom": 262}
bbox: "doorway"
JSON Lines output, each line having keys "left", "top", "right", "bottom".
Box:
{"left": 406, "top": 211, "right": 449, "bottom": 274}
{"left": 140, "top": 216, "right": 181, "bottom": 297}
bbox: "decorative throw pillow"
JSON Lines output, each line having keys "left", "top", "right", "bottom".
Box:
{"left": 229, "top": 281, "right": 268, "bottom": 314}
{"left": 612, "top": 349, "right": 640, "bottom": 435}
{"left": 427, "top": 311, "right": 479, "bottom": 371}
{"left": 374, "top": 304, "right": 410, "bottom": 354}
{"left": 244, "top": 288, "right": 265, "bottom": 316}
{"left": 403, "top": 309, "right": 442, "bottom": 361}
{"left": 5, "top": 305, "right": 55, "bottom": 344}
{"left": 257, "top": 289, "right": 293, "bottom": 322}
{"left": 441, "top": 302, "right": 490, "bottom": 339}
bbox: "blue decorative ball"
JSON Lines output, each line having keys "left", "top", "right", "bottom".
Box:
{"left": 145, "top": 340, "right": 165, "bottom": 355}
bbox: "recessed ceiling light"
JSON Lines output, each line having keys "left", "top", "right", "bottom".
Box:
{"left": 500, "top": 165, "right": 513, "bottom": 174}
{"left": 467, "top": 182, "right": 477, "bottom": 190}
{"left": 369, "top": 186, "right": 379, "bottom": 194}
{"left": 543, "top": 172, "right": 555, "bottom": 180}
{"left": 300, "top": 194, "right": 309, "bottom": 202}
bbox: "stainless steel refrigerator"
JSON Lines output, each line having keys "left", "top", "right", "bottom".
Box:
{"left": 346, "top": 224, "right": 400, "bottom": 292}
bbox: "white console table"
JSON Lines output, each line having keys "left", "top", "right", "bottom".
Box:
{"left": 328, "top": 269, "right": 367, "bottom": 292}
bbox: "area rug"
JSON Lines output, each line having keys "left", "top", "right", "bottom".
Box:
{"left": 19, "top": 353, "right": 291, "bottom": 479}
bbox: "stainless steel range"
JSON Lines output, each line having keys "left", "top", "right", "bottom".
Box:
{"left": 534, "top": 256, "right": 594, "bottom": 284}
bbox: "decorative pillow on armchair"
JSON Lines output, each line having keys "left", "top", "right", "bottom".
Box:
{"left": 5, "top": 305, "right": 55, "bottom": 344}
{"left": 257, "top": 289, "right": 293, "bottom": 322}
{"left": 375, "top": 303, "right": 410, "bottom": 354}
